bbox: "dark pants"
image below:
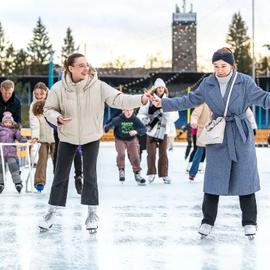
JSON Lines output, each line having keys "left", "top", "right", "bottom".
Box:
{"left": 184, "top": 140, "right": 192, "bottom": 160}
{"left": 146, "top": 135, "right": 168, "bottom": 177}
{"left": 188, "top": 135, "right": 197, "bottom": 162}
{"left": 115, "top": 137, "right": 141, "bottom": 172}
{"left": 53, "top": 129, "right": 82, "bottom": 177}
{"left": 202, "top": 193, "right": 257, "bottom": 226}
{"left": 49, "top": 141, "right": 100, "bottom": 207}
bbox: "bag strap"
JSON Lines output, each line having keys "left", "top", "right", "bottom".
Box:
{"left": 223, "top": 71, "right": 238, "bottom": 117}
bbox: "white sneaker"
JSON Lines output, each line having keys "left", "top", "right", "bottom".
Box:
{"left": 244, "top": 225, "right": 257, "bottom": 237}
{"left": 39, "top": 206, "right": 57, "bottom": 230}
{"left": 163, "top": 176, "right": 171, "bottom": 184}
{"left": 198, "top": 223, "right": 213, "bottom": 238}
{"left": 148, "top": 175, "right": 155, "bottom": 183}
{"left": 85, "top": 206, "right": 99, "bottom": 232}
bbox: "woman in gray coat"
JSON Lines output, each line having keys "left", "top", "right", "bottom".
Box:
{"left": 152, "top": 47, "right": 270, "bottom": 239}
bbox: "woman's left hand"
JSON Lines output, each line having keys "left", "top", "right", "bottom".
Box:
{"left": 152, "top": 94, "right": 162, "bottom": 108}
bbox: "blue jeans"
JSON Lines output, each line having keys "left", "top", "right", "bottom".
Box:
{"left": 189, "top": 147, "right": 205, "bottom": 177}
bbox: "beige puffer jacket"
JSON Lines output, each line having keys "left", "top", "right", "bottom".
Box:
{"left": 30, "top": 101, "right": 54, "bottom": 143}
{"left": 191, "top": 103, "right": 212, "bottom": 147}
{"left": 44, "top": 71, "right": 144, "bottom": 145}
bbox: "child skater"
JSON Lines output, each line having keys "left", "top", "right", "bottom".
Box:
{"left": 0, "top": 112, "right": 27, "bottom": 193}
{"left": 104, "top": 108, "right": 146, "bottom": 185}
{"left": 31, "top": 100, "right": 55, "bottom": 192}
{"left": 29, "top": 82, "right": 48, "bottom": 167}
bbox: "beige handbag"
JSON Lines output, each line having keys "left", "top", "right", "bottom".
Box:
{"left": 197, "top": 72, "right": 238, "bottom": 145}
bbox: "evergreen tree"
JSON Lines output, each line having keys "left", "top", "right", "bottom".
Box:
{"left": 4, "top": 43, "right": 16, "bottom": 74}
{"left": 226, "top": 12, "right": 252, "bottom": 74}
{"left": 13, "top": 49, "right": 30, "bottom": 75}
{"left": 0, "top": 22, "right": 16, "bottom": 76}
{"left": 0, "top": 22, "right": 6, "bottom": 75}
{"left": 61, "top": 27, "right": 79, "bottom": 62}
{"left": 27, "top": 17, "right": 53, "bottom": 73}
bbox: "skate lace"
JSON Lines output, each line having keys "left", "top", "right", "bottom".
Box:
{"left": 85, "top": 212, "right": 98, "bottom": 225}
{"left": 135, "top": 173, "right": 143, "bottom": 181}
{"left": 119, "top": 170, "right": 125, "bottom": 178}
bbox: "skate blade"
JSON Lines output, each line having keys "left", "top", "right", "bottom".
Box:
{"left": 39, "top": 224, "right": 52, "bottom": 232}
{"left": 247, "top": 235, "right": 255, "bottom": 240}
{"left": 39, "top": 227, "right": 49, "bottom": 232}
{"left": 137, "top": 182, "right": 146, "bottom": 186}
{"left": 87, "top": 228, "right": 97, "bottom": 234}
{"left": 199, "top": 233, "right": 208, "bottom": 239}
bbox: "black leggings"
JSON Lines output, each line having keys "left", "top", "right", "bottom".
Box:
{"left": 49, "top": 141, "right": 100, "bottom": 206}
{"left": 53, "top": 130, "right": 82, "bottom": 176}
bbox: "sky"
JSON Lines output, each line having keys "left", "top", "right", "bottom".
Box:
{"left": 0, "top": 0, "right": 269, "bottom": 70}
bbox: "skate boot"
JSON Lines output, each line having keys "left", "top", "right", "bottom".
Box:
{"left": 39, "top": 206, "right": 57, "bottom": 232}
{"left": 198, "top": 223, "right": 213, "bottom": 239}
{"left": 134, "top": 171, "right": 146, "bottom": 186}
{"left": 74, "top": 175, "right": 83, "bottom": 195}
{"left": 198, "top": 163, "right": 205, "bottom": 173}
{"left": 85, "top": 206, "right": 99, "bottom": 234}
{"left": 244, "top": 225, "right": 257, "bottom": 240}
{"left": 36, "top": 184, "right": 44, "bottom": 192}
{"left": 148, "top": 174, "right": 155, "bottom": 184}
{"left": 0, "top": 184, "right": 4, "bottom": 194}
{"left": 15, "top": 183, "right": 23, "bottom": 193}
{"left": 119, "top": 169, "right": 125, "bottom": 182}
{"left": 186, "top": 162, "right": 192, "bottom": 173}
{"left": 163, "top": 176, "right": 171, "bottom": 184}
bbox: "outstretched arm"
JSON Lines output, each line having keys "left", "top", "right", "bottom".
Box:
{"left": 152, "top": 82, "right": 205, "bottom": 112}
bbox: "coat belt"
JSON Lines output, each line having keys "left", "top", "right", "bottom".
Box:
{"left": 224, "top": 112, "right": 249, "bottom": 162}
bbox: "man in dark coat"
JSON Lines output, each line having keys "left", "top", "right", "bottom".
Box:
{"left": 0, "top": 80, "right": 21, "bottom": 125}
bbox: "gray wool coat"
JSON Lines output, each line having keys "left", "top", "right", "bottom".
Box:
{"left": 162, "top": 71, "right": 270, "bottom": 196}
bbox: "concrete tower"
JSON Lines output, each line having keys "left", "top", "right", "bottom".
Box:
{"left": 172, "top": 1, "right": 197, "bottom": 71}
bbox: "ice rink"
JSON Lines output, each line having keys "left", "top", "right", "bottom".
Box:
{"left": 0, "top": 143, "right": 270, "bottom": 270}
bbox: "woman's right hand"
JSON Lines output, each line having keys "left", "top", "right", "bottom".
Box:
{"left": 191, "top": 119, "right": 198, "bottom": 129}
{"left": 57, "top": 116, "right": 72, "bottom": 125}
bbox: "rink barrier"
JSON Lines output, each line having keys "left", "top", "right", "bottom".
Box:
{"left": 16, "top": 128, "right": 270, "bottom": 145}
{"left": 0, "top": 142, "right": 34, "bottom": 192}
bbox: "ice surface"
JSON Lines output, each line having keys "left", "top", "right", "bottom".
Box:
{"left": 0, "top": 143, "right": 269, "bottom": 270}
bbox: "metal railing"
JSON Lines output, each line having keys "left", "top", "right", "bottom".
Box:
{"left": 0, "top": 142, "right": 34, "bottom": 193}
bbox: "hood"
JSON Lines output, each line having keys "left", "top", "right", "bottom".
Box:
{"left": 61, "top": 66, "right": 98, "bottom": 92}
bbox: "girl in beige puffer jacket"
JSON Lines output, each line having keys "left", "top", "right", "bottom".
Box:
{"left": 39, "top": 53, "right": 151, "bottom": 233}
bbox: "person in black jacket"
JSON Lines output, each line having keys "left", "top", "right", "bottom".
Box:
{"left": 0, "top": 80, "right": 21, "bottom": 125}
{"left": 104, "top": 109, "right": 146, "bottom": 185}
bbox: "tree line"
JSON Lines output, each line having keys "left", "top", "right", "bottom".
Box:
{"left": 0, "top": 13, "right": 270, "bottom": 76}
{"left": 0, "top": 17, "right": 78, "bottom": 76}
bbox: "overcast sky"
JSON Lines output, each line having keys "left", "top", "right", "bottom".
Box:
{"left": 0, "top": 0, "right": 269, "bottom": 70}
